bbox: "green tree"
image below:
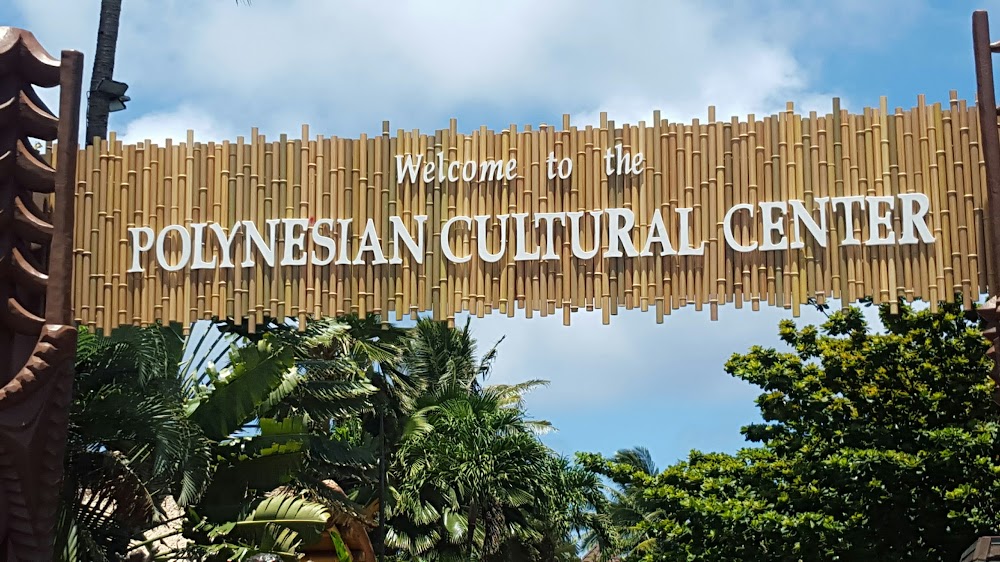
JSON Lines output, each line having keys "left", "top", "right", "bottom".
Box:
{"left": 585, "top": 301, "right": 1000, "bottom": 562}
{"left": 59, "top": 318, "right": 384, "bottom": 561}
{"left": 57, "top": 325, "right": 202, "bottom": 560}
{"left": 598, "top": 447, "right": 661, "bottom": 557}
{"left": 385, "top": 318, "right": 606, "bottom": 561}
{"left": 504, "top": 456, "right": 614, "bottom": 562}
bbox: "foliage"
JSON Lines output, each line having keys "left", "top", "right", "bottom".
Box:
{"left": 61, "top": 314, "right": 615, "bottom": 561}
{"left": 60, "top": 317, "right": 385, "bottom": 561}
{"left": 58, "top": 325, "right": 206, "bottom": 561}
{"left": 385, "top": 318, "right": 609, "bottom": 562}
{"left": 585, "top": 300, "right": 1000, "bottom": 562}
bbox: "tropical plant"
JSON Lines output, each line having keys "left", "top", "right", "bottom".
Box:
{"left": 384, "top": 318, "right": 607, "bottom": 562}
{"left": 494, "top": 455, "right": 614, "bottom": 562}
{"left": 391, "top": 384, "right": 552, "bottom": 559}
{"left": 596, "top": 447, "right": 661, "bottom": 557}
{"left": 57, "top": 324, "right": 200, "bottom": 560}
{"left": 215, "top": 313, "right": 413, "bottom": 560}
{"left": 60, "top": 314, "right": 615, "bottom": 561}
{"left": 59, "top": 316, "right": 386, "bottom": 561}
{"left": 584, "top": 300, "right": 1000, "bottom": 562}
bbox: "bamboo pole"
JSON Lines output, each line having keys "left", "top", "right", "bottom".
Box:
{"left": 69, "top": 98, "right": 988, "bottom": 330}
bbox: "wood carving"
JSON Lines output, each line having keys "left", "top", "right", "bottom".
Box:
{"left": 0, "top": 27, "right": 83, "bottom": 561}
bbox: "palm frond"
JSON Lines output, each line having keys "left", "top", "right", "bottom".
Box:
{"left": 230, "top": 494, "right": 331, "bottom": 551}
{"left": 60, "top": 450, "right": 158, "bottom": 561}
{"left": 187, "top": 337, "right": 294, "bottom": 441}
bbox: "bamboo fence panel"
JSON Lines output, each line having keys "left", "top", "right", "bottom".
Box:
{"left": 70, "top": 97, "right": 993, "bottom": 332}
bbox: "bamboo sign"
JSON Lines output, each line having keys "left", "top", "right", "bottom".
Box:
{"left": 70, "top": 94, "right": 992, "bottom": 333}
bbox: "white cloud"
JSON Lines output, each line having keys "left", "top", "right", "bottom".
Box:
{"left": 3, "top": 0, "right": 924, "bottom": 458}
{"left": 118, "top": 105, "right": 238, "bottom": 144}
{"left": 11, "top": 0, "right": 895, "bottom": 140}
{"left": 459, "top": 300, "right": 884, "bottom": 414}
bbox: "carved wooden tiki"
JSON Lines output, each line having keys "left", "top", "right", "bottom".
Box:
{"left": 0, "top": 28, "right": 83, "bottom": 561}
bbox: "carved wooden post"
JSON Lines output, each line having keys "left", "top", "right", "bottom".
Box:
{"left": 970, "top": 10, "right": 1000, "bottom": 562}
{"left": 973, "top": 11, "right": 1000, "bottom": 400}
{"left": 0, "top": 28, "right": 83, "bottom": 561}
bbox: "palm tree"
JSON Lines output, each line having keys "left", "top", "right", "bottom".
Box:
{"left": 57, "top": 324, "right": 204, "bottom": 560}
{"left": 216, "top": 314, "right": 416, "bottom": 560}
{"left": 601, "top": 446, "right": 662, "bottom": 559}
{"left": 531, "top": 458, "right": 614, "bottom": 561}
{"left": 385, "top": 318, "right": 561, "bottom": 561}
{"left": 59, "top": 318, "right": 385, "bottom": 561}
{"left": 86, "top": 0, "right": 122, "bottom": 144}
{"left": 170, "top": 319, "right": 387, "bottom": 560}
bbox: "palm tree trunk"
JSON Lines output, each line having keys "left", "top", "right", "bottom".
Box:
{"left": 86, "top": 0, "right": 123, "bottom": 145}
{"left": 466, "top": 501, "right": 478, "bottom": 558}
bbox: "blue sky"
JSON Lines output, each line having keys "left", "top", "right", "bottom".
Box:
{"left": 3, "top": 0, "right": 995, "bottom": 467}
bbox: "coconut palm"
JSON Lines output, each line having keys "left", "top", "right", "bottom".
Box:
{"left": 532, "top": 457, "right": 615, "bottom": 561}
{"left": 602, "top": 446, "right": 663, "bottom": 558}
{"left": 86, "top": 0, "right": 123, "bottom": 143}
{"left": 385, "top": 318, "right": 561, "bottom": 561}
{"left": 392, "top": 385, "right": 552, "bottom": 558}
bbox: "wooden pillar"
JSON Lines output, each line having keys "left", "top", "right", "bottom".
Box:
{"left": 974, "top": 11, "right": 1000, "bottom": 294}
{"left": 0, "top": 27, "right": 83, "bottom": 561}
{"left": 973, "top": 12, "right": 1000, "bottom": 401}
{"left": 969, "top": 12, "right": 1000, "bottom": 562}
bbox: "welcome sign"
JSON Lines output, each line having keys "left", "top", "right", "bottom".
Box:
{"left": 71, "top": 95, "right": 991, "bottom": 332}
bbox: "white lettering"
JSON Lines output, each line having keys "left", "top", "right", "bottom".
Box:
{"left": 336, "top": 219, "right": 353, "bottom": 265}
{"left": 190, "top": 223, "right": 217, "bottom": 270}
{"left": 504, "top": 159, "right": 517, "bottom": 180}
{"left": 441, "top": 216, "right": 472, "bottom": 263}
{"left": 311, "top": 219, "right": 336, "bottom": 266}
{"left": 462, "top": 160, "right": 477, "bottom": 182}
{"left": 389, "top": 215, "right": 427, "bottom": 264}
{"left": 640, "top": 209, "right": 677, "bottom": 256}
{"left": 604, "top": 208, "right": 639, "bottom": 258}
{"left": 475, "top": 214, "right": 509, "bottom": 263}
{"left": 898, "top": 193, "right": 935, "bottom": 244}
{"left": 759, "top": 202, "right": 788, "bottom": 251}
{"left": 156, "top": 224, "right": 192, "bottom": 272}
{"left": 209, "top": 223, "right": 241, "bottom": 268}
{"left": 567, "top": 211, "right": 602, "bottom": 259}
{"left": 511, "top": 213, "right": 541, "bottom": 261}
{"left": 832, "top": 196, "right": 866, "bottom": 246}
{"left": 241, "top": 219, "right": 281, "bottom": 267}
{"left": 512, "top": 213, "right": 540, "bottom": 261}
{"left": 789, "top": 198, "right": 829, "bottom": 249}
{"left": 127, "top": 227, "right": 155, "bottom": 273}
{"left": 865, "top": 196, "right": 896, "bottom": 246}
{"left": 354, "top": 218, "right": 387, "bottom": 264}
{"left": 281, "top": 218, "right": 309, "bottom": 266}
{"left": 676, "top": 207, "right": 705, "bottom": 255}
{"left": 534, "top": 212, "right": 566, "bottom": 260}
{"left": 421, "top": 160, "right": 435, "bottom": 183}
{"left": 395, "top": 154, "right": 422, "bottom": 184}
{"left": 479, "top": 160, "right": 506, "bottom": 182}
{"left": 723, "top": 204, "right": 756, "bottom": 253}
